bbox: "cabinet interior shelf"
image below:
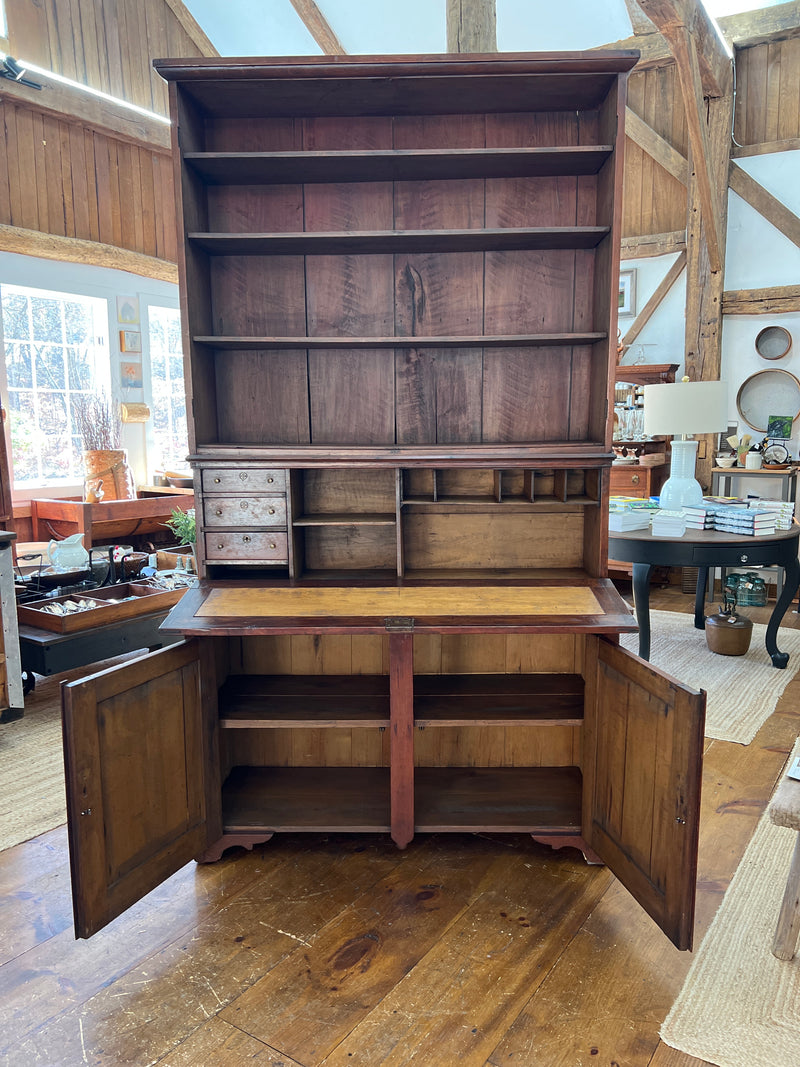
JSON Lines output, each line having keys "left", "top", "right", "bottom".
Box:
{"left": 221, "top": 765, "right": 582, "bottom": 834}
{"left": 400, "top": 496, "right": 598, "bottom": 510}
{"left": 223, "top": 766, "right": 391, "bottom": 832}
{"left": 183, "top": 145, "right": 615, "bottom": 184}
{"left": 292, "top": 512, "right": 397, "bottom": 526}
{"left": 188, "top": 227, "right": 610, "bottom": 256}
{"left": 192, "top": 332, "right": 607, "bottom": 350}
{"left": 414, "top": 767, "right": 582, "bottom": 832}
{"left": 218, "top": 673, "right": 584, "bottom": 728}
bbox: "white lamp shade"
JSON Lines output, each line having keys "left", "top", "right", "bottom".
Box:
{"left": 643, "top": 380, "right": 729, "bottom": 437}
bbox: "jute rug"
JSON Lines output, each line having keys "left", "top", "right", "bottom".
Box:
{"left": 620, "top": 609, "right": 800, "bottom": 745}
{"left": 660, "top": 739, "right": 800, "bottom": 1067}
{"left": 0, "top": 675, "right": 66, "bottom": 852}
{"left": 0, "top": 652, "right": 142, "bottom": 852}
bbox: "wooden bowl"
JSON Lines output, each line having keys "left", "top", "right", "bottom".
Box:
{"left": 762, "top": 462, "right": 790, "bottom": 470}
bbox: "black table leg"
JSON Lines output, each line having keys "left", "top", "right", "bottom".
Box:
{"left": 631, "top": 562, "right": 654, "bottom": 660}
{"left": 694, "top": 566, "right": 710, "bottom": 629}
{"left": 766, "top": 554, "right": 800, "bottom": 668}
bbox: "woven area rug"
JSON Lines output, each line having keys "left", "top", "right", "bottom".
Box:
{"left": 0, "top": 676, "right": 66, "bottom": 851}
{"left": 661, "top": 739, "right": 800, "bottom": 1067}
{"left": 0, "top": 652, "right": 142, "bottom": 852}
{"left": 620, "top": 610, "right": 800, "bottom": 745}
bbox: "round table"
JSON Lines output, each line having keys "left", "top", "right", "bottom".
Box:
{"left": 608, "top": 523, "right": 800, "bottom": 668}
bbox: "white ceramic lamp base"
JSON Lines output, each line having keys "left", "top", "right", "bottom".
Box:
{"left": 659, "top": 438, "right": 703, "bottom": 510}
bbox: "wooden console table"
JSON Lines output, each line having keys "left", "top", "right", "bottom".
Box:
{"left": 30, "top": 492, "right": 194, "bottom": 550}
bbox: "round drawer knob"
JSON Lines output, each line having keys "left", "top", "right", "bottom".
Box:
{"left": 740, "top": 554, "right": 749, "bottom": 563}
{"left": 243, "top": 535, "right": 251, "bottom": 544}
{"left": 268, "top": 477, "right": 274, "bottom": 483}
{"left": 268, "top": 508, "right": 275, "bottom": 515}
{"left": 631, "top": 474, "right": 640, "bottom": 485}
{"left": 215, "top": 508, "right": 223, "bottom": 516}
{"left": 217, "top": 543, "right": 224, "bottom": 550}
{"left": 214, "top": 477, "right": 221, "bottom": 484}
{"left": 270, "top": 542, "right": 276, "bottom": 549}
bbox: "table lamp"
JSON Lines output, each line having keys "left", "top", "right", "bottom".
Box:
{"left": 643, "top": 378, "right": 729, "bottom": 509}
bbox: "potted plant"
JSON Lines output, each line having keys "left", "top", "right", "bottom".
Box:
{"left": 164, "top": 507, "right": 196, "bottom": 571}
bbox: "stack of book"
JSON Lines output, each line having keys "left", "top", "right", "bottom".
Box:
{"left": 651, "top": 509, "right": 687, "bottom": 537}
{"left": 608, "top": 497, "right": 660, "bottom": 533}
{"left": 713, "top": 504, "right": 776, "bottom": 536}
{"left": 748, "top": 499, "right": 795, "bottom": 530}
{"left": 682, "top": 503, "right": 720, "bottom": 530}
{"left": 609, "top": 510, "right": 652, "bottom": 532}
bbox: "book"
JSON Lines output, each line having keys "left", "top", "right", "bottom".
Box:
{"left": 609, "top": 512, "right": 651, "bottom": 532}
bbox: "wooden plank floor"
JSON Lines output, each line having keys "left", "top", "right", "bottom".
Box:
{"left": 2, "top": 586, "right": 799, "bottom": 1066}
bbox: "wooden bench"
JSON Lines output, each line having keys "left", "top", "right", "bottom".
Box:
{"left": 768, "top": 765, "right": 800, "bottom": 960}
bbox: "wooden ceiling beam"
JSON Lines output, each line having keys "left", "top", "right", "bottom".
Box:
{"left": 288, "top": 0, "right": 346, "bottom": 54}
{"left": 729, "top": 162, "right": 800, "bottom": 249}
{"left": 621, "top": 230, "right": 686, "bottom": 259}
{"left": 0, "top": 65, "right": 171, "bottom": 152}
{"left": 623, "top": 0, "right": 657, "bottom": 37}
{"left": 0, "top": 223, "right": 178, "bottom": 282}
{"left": 597, "top": 2, "right": 800, "bottom": 69}
{"left": 161, "top": 0, "right": 219, "bottom": 57}
{"left": 447, "top": 0, "right": 497, "bottom": 52}
{"left": 620, "top": 250, "right": 687, "bottom": 348}
{"left": 625, "top": 106, "right": 689, "bottom": 185}
{"left": 723, "top": 284, "right": 800, "bottom": 315}
{"left": 637, "top": 0, "right": 731, "bottom": 100}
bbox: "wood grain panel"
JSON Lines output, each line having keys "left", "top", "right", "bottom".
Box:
{"left": 215, "top": 350, "right": 310, "bottom": 445}
{"left": 402, "top": 512, "right": 585, "bottom": 570}
{"left": 304, "top": 118, "right": 395, "bottom": 444}
{"left": 394, "top": 114, "right": 485, "bottom": 444}
{"left": 482, "top": 347, "right": 574, "bottom": 443}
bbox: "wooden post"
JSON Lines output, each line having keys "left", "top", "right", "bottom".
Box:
{"left": 637, "top": 0, "right": 734, "bottom": 490}
{"left": 446, "top": 0, "right": 497, "bottom": 52}
{"left": 389, "top": 632, "right": 414, "bottom": 850}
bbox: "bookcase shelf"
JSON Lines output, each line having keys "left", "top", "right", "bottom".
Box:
{"left": 184, "top": 145, "right": 615, "bottom": 184}
{"left": 188, "top": 227, "right": 610, "bottom": 256}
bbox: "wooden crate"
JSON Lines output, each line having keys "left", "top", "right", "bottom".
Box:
{"left": 18, "top": 582, "right": 186, "bottom": 634}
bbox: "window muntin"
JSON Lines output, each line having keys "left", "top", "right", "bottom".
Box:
{"left": 1, "top": 285, "right": 109, "bottom": 488}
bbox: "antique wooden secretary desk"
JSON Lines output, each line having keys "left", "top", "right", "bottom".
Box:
{"left": 62, "top": 53, "right": 706, "bottom": 949}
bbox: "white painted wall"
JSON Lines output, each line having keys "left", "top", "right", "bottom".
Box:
{"left": 0, "top": 251, "right": 180, "bottom": 502}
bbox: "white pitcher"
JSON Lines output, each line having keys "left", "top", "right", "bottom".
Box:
{"left": 47, "top": 533, "right": 90, "bottom": 572}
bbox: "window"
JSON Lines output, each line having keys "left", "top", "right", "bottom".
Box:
{"left": 0, "top": 285, "right": 110, "bottom": 488}
{"left": 147, "top": 306, "right": 188, "bottom": 469}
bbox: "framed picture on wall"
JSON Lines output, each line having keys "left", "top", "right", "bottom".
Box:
{"left": 618, "top": 270, "right": 636, "bottom": 316}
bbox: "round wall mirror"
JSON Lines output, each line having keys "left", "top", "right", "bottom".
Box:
{"left": 755, "top": 325, "right": 792, "bottom": 360}
{"left": 736, "top": 368, "right": 800, "bottom": 431}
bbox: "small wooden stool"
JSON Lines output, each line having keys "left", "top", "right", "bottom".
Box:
{"left": 768, "top": 770, "right": 800, "bottom": 960}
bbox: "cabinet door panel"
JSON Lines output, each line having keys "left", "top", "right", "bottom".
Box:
{"left": 584, "top": 636, "right": 705, "bottom": 950}
{"left": 62, "top": 640, "right": 220, "bottom": 938}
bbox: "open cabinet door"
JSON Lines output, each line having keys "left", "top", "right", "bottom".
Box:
{"left": 583, "top": 636, "right": 705, "bottom": 950}
{"left": 62, "top": 640, "right": 221, "bottom": 938}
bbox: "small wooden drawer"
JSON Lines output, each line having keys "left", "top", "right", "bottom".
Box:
{"left": 201, "top": 468, "right": 286, "bottom": 493}
{"left": 203, "top": 496, "right": 287, "bottom": 528}
{"left": 204, "top": 531, "right": 288, "bottom": 561}
{"left": 610, "top": 467, "right": 647, "bottom": 495}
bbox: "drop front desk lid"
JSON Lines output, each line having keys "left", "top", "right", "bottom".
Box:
{"left": 160, "top": 578, "right": 638, "bottom": 637}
